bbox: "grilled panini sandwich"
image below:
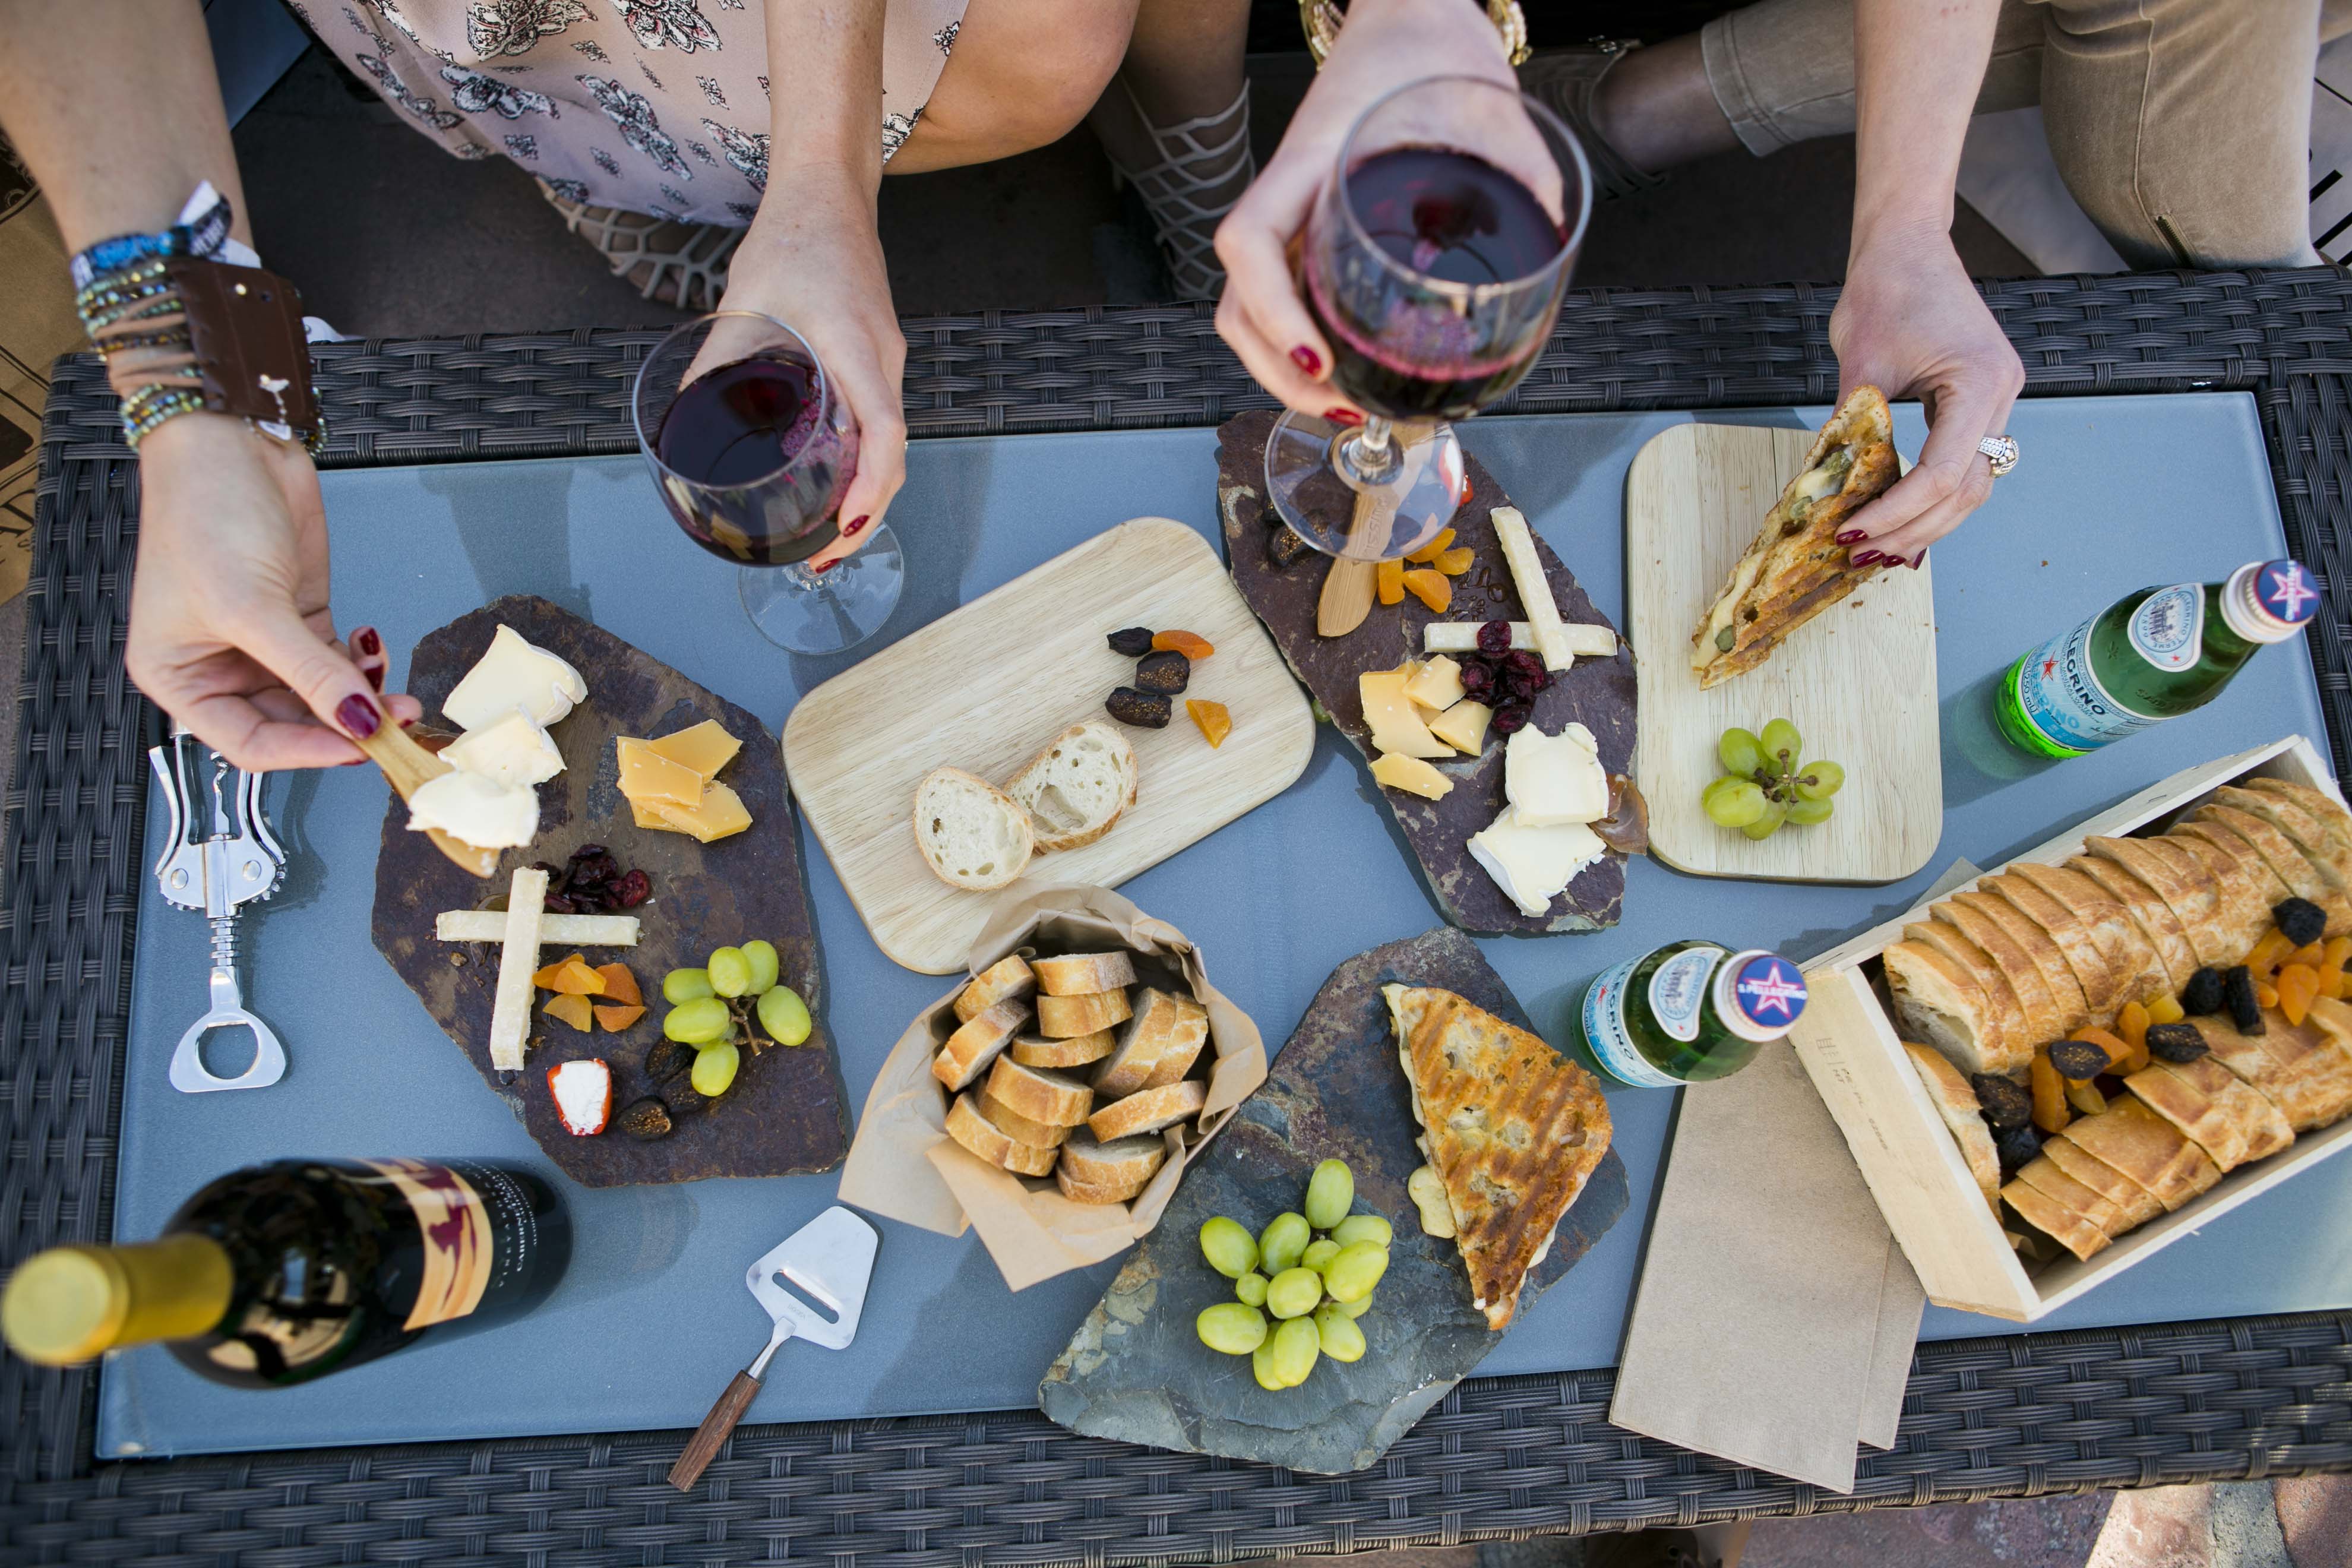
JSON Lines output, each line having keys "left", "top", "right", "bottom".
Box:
{"left": 1384, "top": 984, "right": 1612, "bottom": 1330}
{"left": 1690, "top": 384, "right": 1901, "bottom": 688}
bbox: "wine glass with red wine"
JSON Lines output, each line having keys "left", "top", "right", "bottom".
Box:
{"left": 633, "top": 311, "right": 902, "bottom": 653}
{"left": 1265, "top": 76, "right": 1591, "bottom": 561}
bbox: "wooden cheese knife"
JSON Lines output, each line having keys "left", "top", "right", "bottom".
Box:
{"left": 349, "top": 722, "right": 502, "bottom": 878}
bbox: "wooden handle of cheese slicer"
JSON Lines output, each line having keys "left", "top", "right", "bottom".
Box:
{"left": 347, "top": 722, "right": 501, "bottom": 879}
{"left": 1319, "top": 560, "right": 1376, "bottom": 638}
{"left": 668, "top": 1368, "right": 763, "bottom": 1492}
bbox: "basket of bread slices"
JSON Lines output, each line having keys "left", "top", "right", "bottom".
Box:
{"left": 839, "top": 883, "right": 1267, "bottom": 1291}
{"left": 1790, "top": 735, "right": 2352, "bottom": 1322}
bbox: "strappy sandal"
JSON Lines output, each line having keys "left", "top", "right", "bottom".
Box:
{"left": 540, "top": 181, "right": 742, "bottom": 312}
{"left": 1102, "top": 79, "right": 1255, "bottom": 299}
{"left": 1518, "top": 40, "right": 1668, "bottom": 201}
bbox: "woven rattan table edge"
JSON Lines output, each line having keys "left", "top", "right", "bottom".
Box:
{"left": 8, "top": 268, "right": 2352, "bottom": 1560}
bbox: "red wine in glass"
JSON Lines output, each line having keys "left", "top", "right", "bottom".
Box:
{"left": 651, "top": 352, "right": 857, "bottom": 567}
{"left": 1306, "top": 147, "right": 1567, "bottom": 422}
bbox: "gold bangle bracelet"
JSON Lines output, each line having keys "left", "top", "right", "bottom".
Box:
{"left": 1301, "top": 1, "right": 1529, "bottom": 69}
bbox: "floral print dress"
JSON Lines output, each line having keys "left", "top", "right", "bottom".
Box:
{"left": 289, "top": 0, "right": 970, "bottom": 225}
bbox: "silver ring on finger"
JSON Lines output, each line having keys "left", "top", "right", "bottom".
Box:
{"left": 1978, "top": 434, "right": 2019, "bottom": 477}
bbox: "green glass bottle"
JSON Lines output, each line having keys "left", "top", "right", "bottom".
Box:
{"left": 1995, "top": 559, "right": 2317, "bottom": 758}
{"left": 1577, "top": 943, "right": 1808, "bottom": 1088}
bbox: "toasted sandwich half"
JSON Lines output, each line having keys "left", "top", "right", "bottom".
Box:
{"left": 1689, "top": 384, "right": 1901, "bottom": 688}
{"left": 1384, "top": 984, "right": 1612, "bottom": 1330}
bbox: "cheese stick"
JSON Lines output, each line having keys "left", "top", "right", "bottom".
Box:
{"left": 1424, "top": 621, "right": 1616, "bottom": 659}
{"left": 488, "top": 868, "right": 549, "bottom": 1073}
{"left": 437, "top": 910, "right": 642, "bottom": 945}
{"left": 1490, "top": 507, "right": 1574, "bottom": 671}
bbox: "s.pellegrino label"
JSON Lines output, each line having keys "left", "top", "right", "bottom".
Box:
{"left": 1578, "top": 943, "right": 1804, "bottom": 1088}
{"left": 1580, "top": 953, "right": 1691, "bottom": 1089}
{"left": 1645, "top": 947, "right": 1719, "bottom": 1043}
{"left": 2008, "top": 613, "right": 2161, "bottom": 755}
{"left": 2126, "top": 584, "right": 2204, "bottom": 672}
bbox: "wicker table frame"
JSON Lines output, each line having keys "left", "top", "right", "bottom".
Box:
{"left": 6, "top": 269, "right": 2351, "bottom": 1561}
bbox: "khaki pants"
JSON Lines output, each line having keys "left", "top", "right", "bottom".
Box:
{"left": 1700, "top": 0, "right": 2352, "bottom": 268}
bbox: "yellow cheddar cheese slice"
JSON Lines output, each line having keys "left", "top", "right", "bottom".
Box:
{"left": 1371, "top": 753, "right": 1453, "bottom": 800}
{"left": 1403, "top": 656, "right": 1466, "bottom": 713}
{"left": 1428, "top": 700, "right": 1494, "bottom": 755}
{"left": 647, "top": 780, "right": 753, "bottom": 843}
{"left": 647, "top": 719, "right": 741, "bottom": 779}
{"left": 1361, "top": 668, "right": 1450, "bottom": 759}
{"left": 616, "top": 736, "right": 706, "bottom": 807}
{"left": 628, "top": 796, "right": 672, "bottom": 831}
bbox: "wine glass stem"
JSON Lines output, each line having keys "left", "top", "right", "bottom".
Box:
{"left": 1336, "top": 416, "right": 1401, "bottom": 488}
{"left": 780, "top": 561, "right": 827, "bottom": 591}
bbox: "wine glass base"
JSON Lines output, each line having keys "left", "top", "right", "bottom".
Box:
{"left": 739, "top": 523, "right": 904, "bottom": 654}
{"left": 1264, "top": 412, "right": 1463, "bottom": 561}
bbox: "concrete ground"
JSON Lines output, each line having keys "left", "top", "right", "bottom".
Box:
{"left": 10, "top": 33, "right": 2340, "bottom": 1568}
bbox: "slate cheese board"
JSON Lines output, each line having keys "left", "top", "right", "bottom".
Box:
{"left": 1216, "top": 410, "right": 1637, "bottom": 932}
{"left": 371, "top": 594, "right": 851, "bottom": 1187}
{"left": 1038, "top": 926, "right": 1629, "bottom": 1473}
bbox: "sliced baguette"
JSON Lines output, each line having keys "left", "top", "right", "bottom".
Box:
{"left": 2211, "top": 784, "right": 2352, "bottom": 902}
{"left": 2153, "top": 832, "right": 2274, "bottom": 960}
{"left": 2202, "top": 1006, "right": 2352, "bottom": 1130}
{"left": 2126, "top": 1052, "right": 2292, "bottom": 1171}
{"left": 2041, "top": 1134, "right": 2166, "bottom": 1229}
{"left": 2192, "top": 804, "right": 2352, "bottom": 935}
{"left": 913, "top": 767, "right": 1034, "bottom": 892}
{"left": 1057, "top": 1131, "right": 1167, "bottom": 1197}
{"left": 973, "top": 1088, "right": 1077, "bottom": 1149}
{"left": 2000, "top": 1178, "right": 2110, "bottom": 1262}
{"left": 1036, "top": 987, "right": 1133, "bottom": 1039}
{"left": 2087, "top": 834, "right": 2234, "bottom": 969}
{"left": 1032, "top": 950, "right": 1139, "bottom": 996}
{"left": 1984, "top": 872, "right": 2123, "bottom": 1016}
{"left": 2240, "top": 777, "right": 2352, "bottom": 872}
{"left": 2066, "top": 853, "right": 2199, "bottom": 994}
{"left": 2011, "top": 1154, "right": 2128, "bottom": 1237}
{"left": 983, "top": 1056, "right": 1096, "bottom": 1126}
{"left": 1904, "top": 924, "right": 2031, "bottom": 1063}
{"left": 953, "top": 955, "right": 1036, "bottom": 1023}
{"left": 1055, "top": 1165, "right": 1153, "bottom": 1205}
{"left": 2172, "top": 818, "right": 2296, "bottom": 907}
{"left": 1004, "top": 720, "right": 1138, "bottom": 853}
{"left": 2007, "top": 860, "right": 2171, "bottom": 1003}
{"left": 1094, "top": 986, "right": 1210, "bottom": 1098}
{"left": 1902, "top": 1042, "right": 2000, "bottom": 1216}
{"left": 1883, "top": 940, "right": 2018, "bottom": 1077}
{"left": 931, "top": 998, "right": 1030, "bottom": 1090}
{"left": 945, "top": 1093, "right": 1061, "bottom": 1176}
{"left": 1086, "top": 1077, "right": 1207, "bottom": 1141}
{"left": 1010, "top": 1029, "right": 1115, "bottom": 1068}
{"left": 2058, "top": 1098, "right": 2221, "bottom": 1212}
{"left": 1932, "top": 900, "right": 2064, "bottom": 1045}
{"left": 1952, "top": 888, "right": 2091, "bottom": 1026}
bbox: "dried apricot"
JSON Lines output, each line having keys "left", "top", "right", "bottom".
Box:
{"left": 1186, "top": 698, "right": 1232, "bottom": 749}
{"left": 1151, "top": 630, "right": 1214, "bottom": 659}
{"left": 2145, "top": 993, "right": 2185, "bottom": 1025}
{"left": 535, "top": 955, "right": 606, "bottom": 995}
{"left": 1403, "top": 527, "right": 1456, "bottom": 565}
{"left": 2116, "top": 1000, "right": 2151, "bottom": 1073}
{"left": 2246, "top": 928, "right": 2293, "bottom": 978}
{"left": 595, "top": 963, "right": 642, "bottom": 1007}
{"left": 1402, "top": 568, "right": 1452, "bottom": 613}
{"left": 2254, "top": 977, "right": 2280, "bottom": 1009}
{"left": 2029, "top": 1049, "right": 2070, "bottom": 1135}
{"left": 2324, "top": 937, "right": 2352, "bottom": 999}
{"left": 1432, "top": 547, "right": 1475, "bottom": 577}
{"left": 2278, "top": 962, "right": 2320, "bottom": 1026}
{"left": 544, "top": 992, "right": 595, "bottom": 1032}
{"left": 1376, "top": 558, "right": 1405, "bottom": 606}
{"left": 593, "top": 1002, "right": 648, "bottom": 1032}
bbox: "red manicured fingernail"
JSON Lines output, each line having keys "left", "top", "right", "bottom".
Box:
{"left": 843, "top": 514, "right": 869, "bottom": 538}
{"left": 336, "top": 693, "right": 381, "bottom": 739}
{"left": 1835, "top": 530, "right": 1866, "bottom": 545}
{"left": 1325, "top": 407, "right": 1364, "bottom": 427}
{"left": 365, "top": 662, "right": 385, "bottom": 691}
{"left": 1909, "top": 552, "right": 1926, "bottom": 569}
{"left": 1851, "top": 551, "right": 1883, "bottom": 567}
{"left": 353, "top": 627, "right": 381, "bottom": 657}
{"left": 1291, "top": 345, "right": 1323, "bottom": 377}
{"left": 811, "top": 559, "right": 836, "bottom": 574}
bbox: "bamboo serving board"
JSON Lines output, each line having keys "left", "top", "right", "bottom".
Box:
{"left": 1626, "top": 422, "right": 1942, "bottom": 883}
{"left": 784, "top": 519, "right": 1316, "bottom": 973}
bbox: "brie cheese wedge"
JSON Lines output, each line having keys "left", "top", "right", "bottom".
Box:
{"left": 443, "top": 625, "right": 589, "bottom": 732}
{"left": 1466, "top": 806, "right": 1606, "bottom": 917}
{"left": 407, "top": 767, "right": 540, "bottom": 849}
{"left": 1503, "top": 723, "right": 1609, "bottom": 826}
{"left": 440, "top": 706, "right": 565, "bottom": 789}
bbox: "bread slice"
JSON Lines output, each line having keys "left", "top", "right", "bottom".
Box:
{"left": 1009, "top": 1029, "right": 1115, "bottom": 1068}
{"left": 1057, "top": 1131, "right": 1167, "bottom": 1191}
{"left": 2041, "top": 1135, "right": 2166, "bottom": 1229}
{"left": 1032, "top": 950, "right": 1139, "bottom": 997}
{"left": 2007, "top": 860, "right": 2173, "bottom": 1007}
{"left": 1952, "top": 889, "right": 2091, "bottom": 1026}
{"left": 1903, "top": 1042, "right": 2000, "bottom": 1216}
{"left": 2211, "top": 784, "right": 2352, "bottom": 902}
{"left": 2154, "top": 831, "right": 2274, "bottom": 960}
{"left": 953, "top": 954, "right": 1036, "bottom": 1023}
{"left": 1984, "top": 872, "right": 2124, "bottom": 1016}
{"left": 931, "top": 998, "right": 1030, "bottom": 1090}
{"left": 972, "top": 1088, "right": 1077, "bottom": 1149}
{"left": 1932, "top": 902, "right": 2064, "bottom": 1045}
{"left": 2291, "top": 997, "right": 2352, "bottom": 1123}
{"left": 2066, "top": 853, "right": 2198, "bottom": 993}
{"left": 1086, "top": 1077, "right": 1207, "bottom": 1141}
{"left": 2241, "top": 777, "right": 2352, "bottom": 862}
{"left": 2204, "top": 1005, "right": 2352, "bottom": 1130}
{"left": 1883, "top": 940, "right": 2018, "bottom": 1077}
{"left": 2000, "top": 1178, "right": 2111, "bottom": 1262}
{"left": 1056, "top": 1166, "right": 1150, "bottom": 1204}
{"left": 944, "top": 1093, "right": 1060, "bottom": 1176}
{"left": 1905, "top": 924, "right": 2031, "bottom": 1055}
{"left": 2012, "top": 1155, "right": 2129, "bottom": 1236}
{"left": 1090, "top": 986, "right": 1207, "bottom": 1098}
{"left": 1036, "top": 988, "right": 1132, "bottom": 1039}
{"left": 913, "top": 767, "right": 1033, "bottom": 892}
{"left": 2126, "top": 1053, "right": 2293, "bottom": 1171}
{"left": 2171, "top": 818, "right": 2297, "bottom": 909}
{"left": 1003, "top": 721, "right": 1138, "bottom": 853}
{"left": 2087, "top": 834, "right": 2233, "bottom": 970}
{"left": 982, "top": 1056, "right": 1095, "bottom": 1127}
{"left": 2192, "top": 804, "right": 2352, "bottom": 935}
{"left": 2058, "top": 1098, "right": 2221, "bottom": 1212}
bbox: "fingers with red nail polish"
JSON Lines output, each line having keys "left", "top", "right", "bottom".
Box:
{"left": 1291, "top": 345, "right": 1323, "bottom": 377}
{"left": 1835, "top": 530, "right": 1866, "bottom": 545}
{"left": 843, "top": 514, "right": 869, "bottom": 538}
{"left": 1851, "top": 550, "right": 1884, "bottom": 567}
{"left": 1325, "top": 407, "right": 1364, "bottom": 427}
{"left": 350, "top": 624, "right": 388, "bottom": 691}
{"left": 336, "top": 693, "right": 381, "bottom": 739}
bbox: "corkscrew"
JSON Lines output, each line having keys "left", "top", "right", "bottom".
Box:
{"left": 149, "top": 721, "right": 288, "bottom": 1092}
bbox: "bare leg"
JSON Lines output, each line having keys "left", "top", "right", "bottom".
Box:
{"left": 1590, "top": 34, "right": 1743, "bottom": 173}
{"left": 889, "top": 0, "right": 1140, "bottom": 175}
{"left": 1086, "top": 0, "right": 1253, "bottom": 170}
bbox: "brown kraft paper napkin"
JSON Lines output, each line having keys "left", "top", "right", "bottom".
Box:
{"left": 837, "top": 883, "right": 1267, "bottom": 1292}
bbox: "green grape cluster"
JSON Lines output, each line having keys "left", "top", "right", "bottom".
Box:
{"left": 657, "top": 938, "right": 811, "bottom": 1098}
{"left": 1194, "top": 1159, "right": 1392, "bottom": 1390}
{"left": 1702, "top": 719, "right": 1847, "bottom": 840}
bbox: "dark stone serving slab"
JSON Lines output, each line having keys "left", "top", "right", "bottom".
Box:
{"left": 1216, "top": 411, "right": 1638, "bottom": 933}
{"left": 1038, "top": 927, "right": 1629, "bottom": 1474}
{"left": 370, "top": 594, "right": 849, "bottom": 1187}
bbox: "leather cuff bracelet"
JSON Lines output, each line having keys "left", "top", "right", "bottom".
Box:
{"left": 77, "top": 255, "right": 321, "bottom": 450}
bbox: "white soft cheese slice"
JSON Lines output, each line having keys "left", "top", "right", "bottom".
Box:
{"left": 441, "top": 706, "right": 565, "bottom": 789}
{"left": 1467, "top": 805, "right": 1607, "bottom": 917}
{"left": 443, "top": 624, "right": 589, "bottom": 731}
{"left": 1490, "top": 508, "right": 1574, "bottom": 672}
{"left": 1504, "top": 724, "right": 1610, "bottom": 826}
{"left": 408, "top": 767, "right": 540, "bottom": 848}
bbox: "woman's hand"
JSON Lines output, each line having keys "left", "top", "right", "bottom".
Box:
{"left": 1829, "top": 220, "right": 2024, "bottom": 568}
{"left": 1213, "top": 0, "right": 1517, "bottom": 421}
{"left": 718, "top": 159, "right": 906, "bottom": 571}
{"left": 127, "top": 413, "right": 419, "bottom": 770}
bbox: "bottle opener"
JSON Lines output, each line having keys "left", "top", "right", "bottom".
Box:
{"left": 149, "top": 722, "right": 288, "bottom": 1091}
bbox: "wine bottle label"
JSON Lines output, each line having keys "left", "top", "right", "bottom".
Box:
{"left": 1646, "top": 946, "right": 1723, "bottom": 1044}
{"left": 355, "top": 1159, "right": 493, "bottom": 1330}
{"left": 2126, "top": 584, "right": 2204, "bottom": 673}
{"left": 2009, "top": 618, "right": 2156, "bottom": 755}
{"left": 1580, "top": 957, "right": 1683, "bottom": 1089}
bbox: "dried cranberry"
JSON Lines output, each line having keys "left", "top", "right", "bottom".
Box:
{"left": 1458, "top": 660, "right": 1494, "bottom": 697}
{"left": 1490, "top": 703, "right": 1532, "bottom": 735}
{"left": 1477, "top": 619, "right": 1512, "bottom": 655}
{"left": 1503, "top": 649, "right": 1545, "bottom": 682}
{"left": 542, "top": 893, "right": 577, "bottom": 914}
{"left": 570, "top": 843, "right": 608, "bottom": 861}
{"left": 614, "top": 869, "right": 652, "bottom": 908}
{"left": 576, "top": 853, "right": 619, "bottom": 886}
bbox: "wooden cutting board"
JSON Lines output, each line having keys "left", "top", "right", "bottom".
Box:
{"left": 1626, "top": 422, "right": 1941, "bottom": 883}
{"left": 783, "top": 518, "right": 1316, "bottom": 974}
